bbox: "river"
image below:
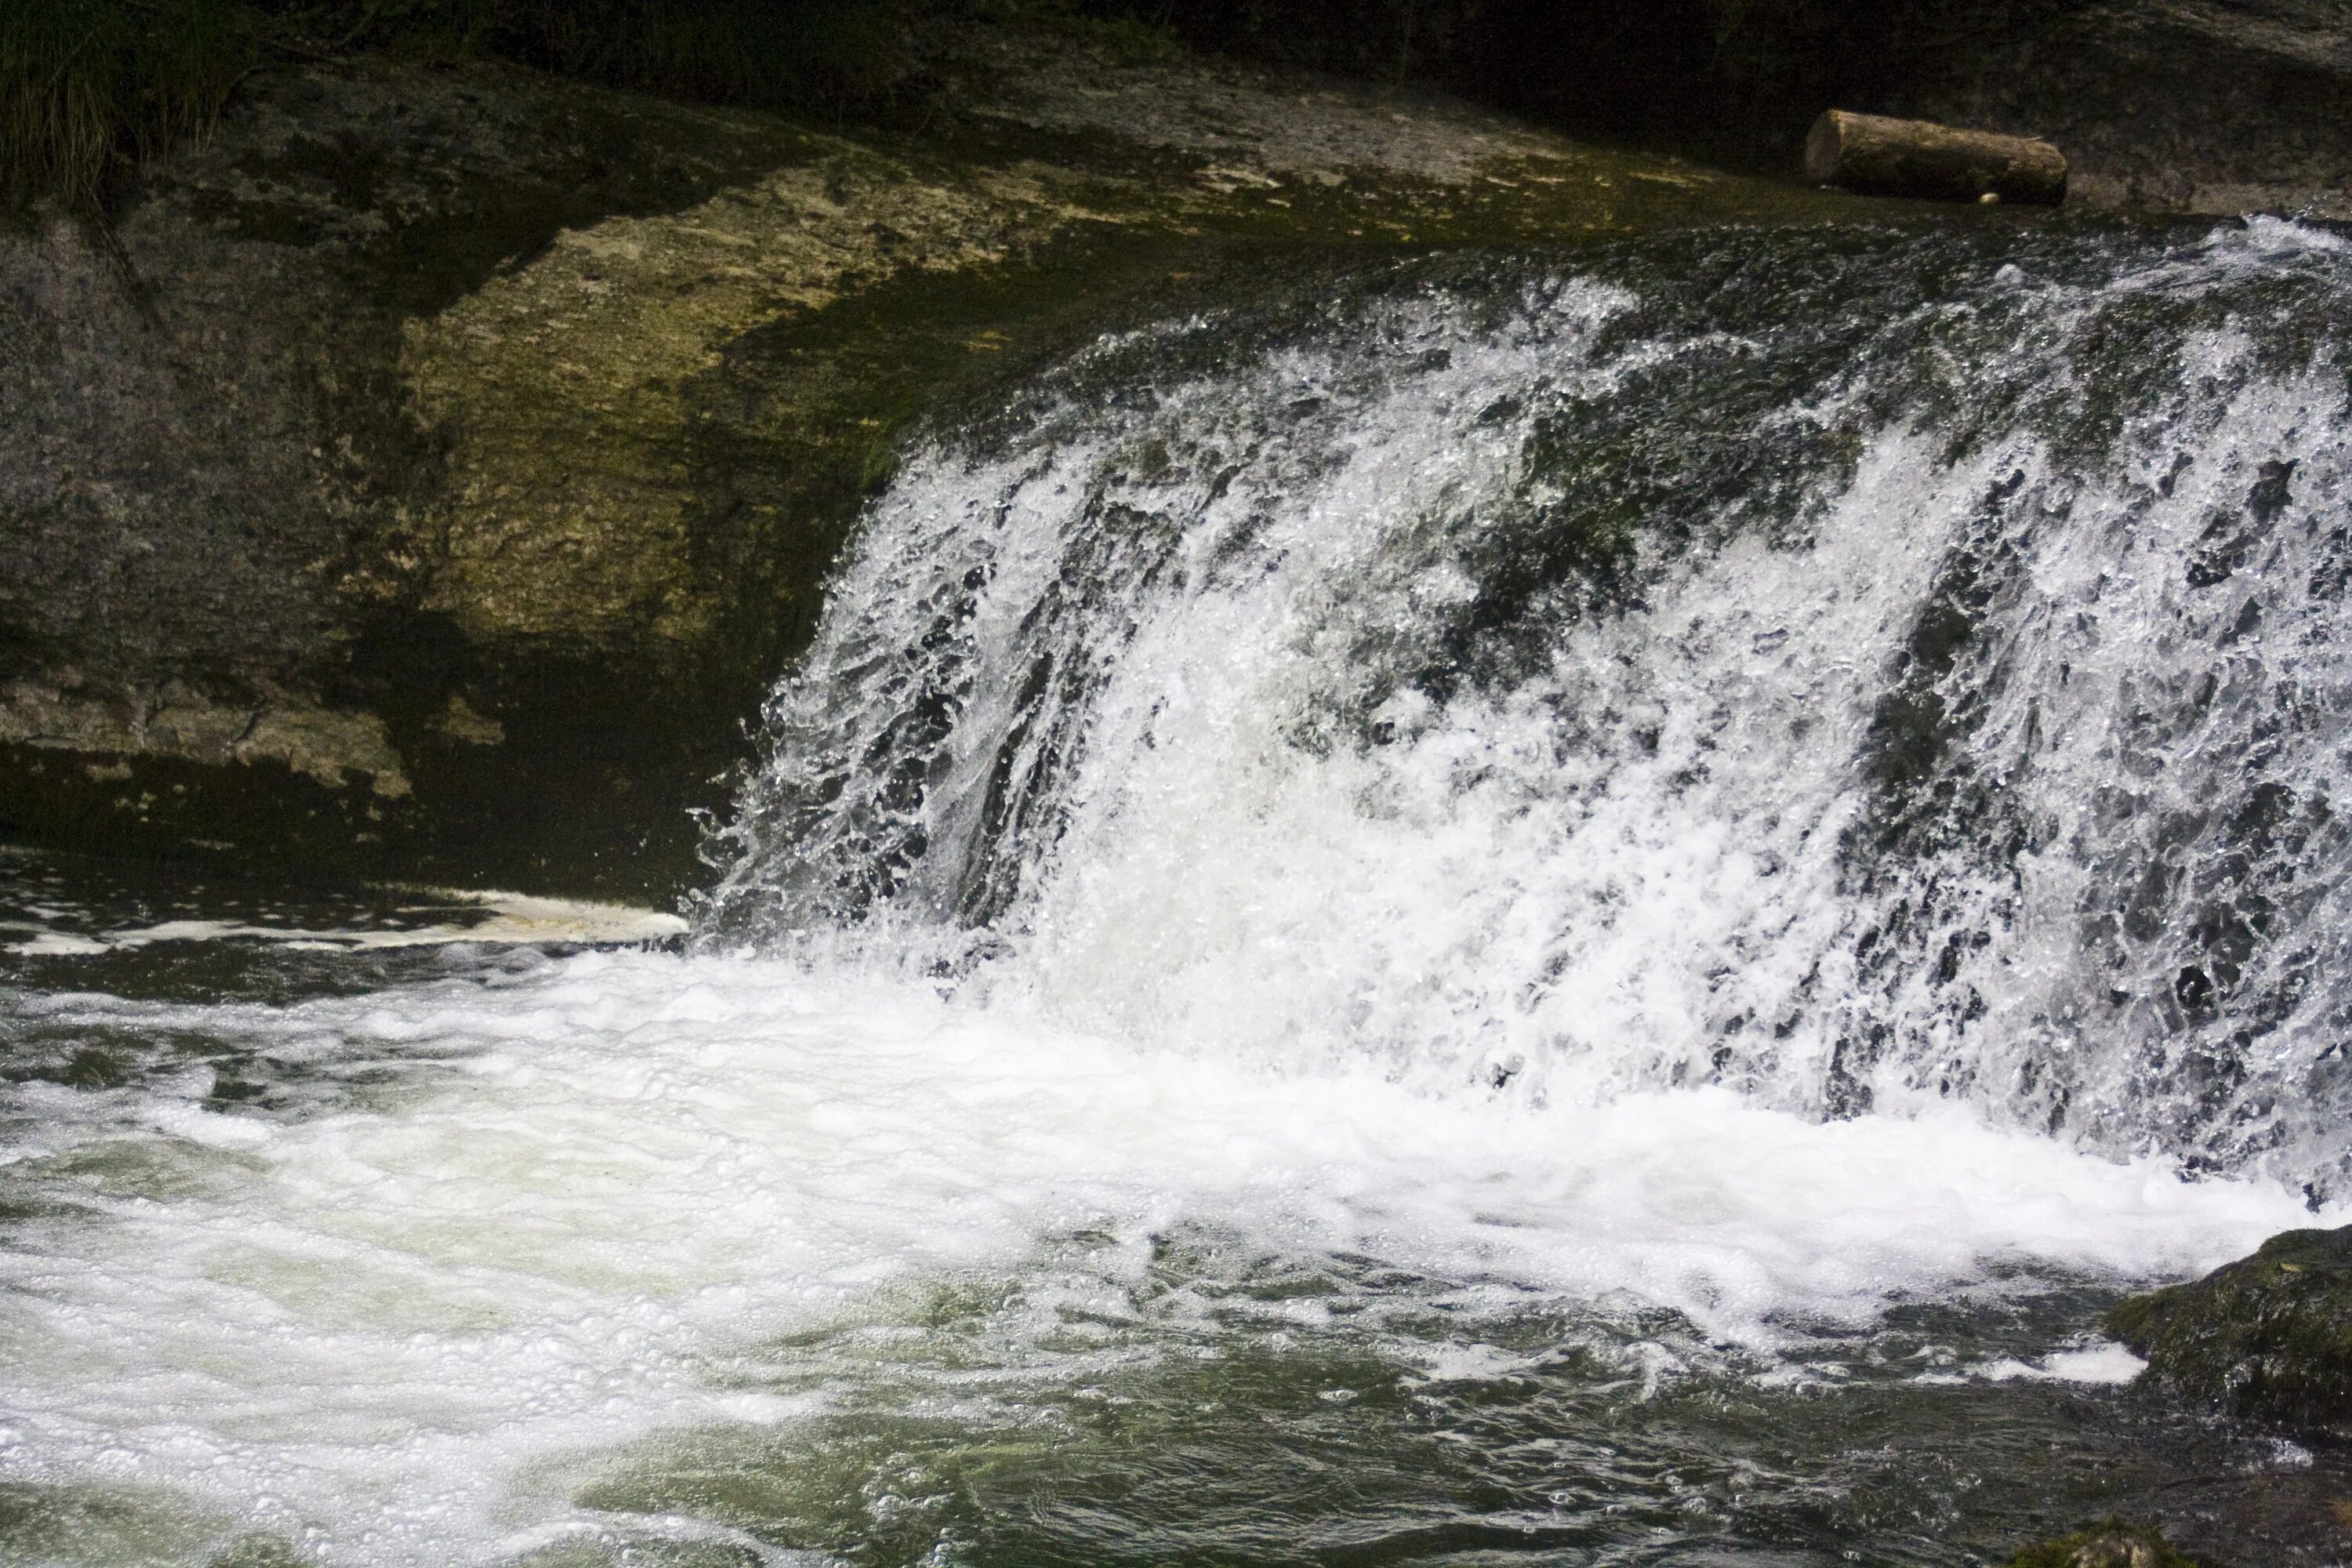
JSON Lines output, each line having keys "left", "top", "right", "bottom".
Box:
{"left": 5, "top": 214, "right": 2352, "bottom": 1566}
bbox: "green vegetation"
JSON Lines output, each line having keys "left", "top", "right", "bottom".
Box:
{"left": 2005, "top": 1516, "right": 2199, "bottom": 1568}
{"left": 2, "top": 0, "right": 248, "bottom": 211}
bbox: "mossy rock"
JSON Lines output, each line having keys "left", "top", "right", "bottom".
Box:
{"left": 2007, "top": 1517, "right": 2199, "bottom": 1568}
{"left": 2107, "top": 1225, "right": 2352, "bottom": 1432}
{"left": 207, "top": 1536, "right": 311, "bottom": 1568}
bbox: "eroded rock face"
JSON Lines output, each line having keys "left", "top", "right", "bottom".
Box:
{"left": 2110, "top": 1225, "right": 2352, "bottom": 1432}
{"left": 1866, "top": 0, "right": 2352, "bottom": 217}
{"left": 1, "top": 59, "right": 815, "bottom": 895}
{"left": 2, "top": 26, "right": 1857, "bottom": 899}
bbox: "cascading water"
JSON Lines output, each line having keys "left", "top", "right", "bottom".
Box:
{"left": 6, "top": 216, "right": 2352, "bottom": 1567}
{"left": 704, "top": 216, "right": 2352, "bottom": 1196}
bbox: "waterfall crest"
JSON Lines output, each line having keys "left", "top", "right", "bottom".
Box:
{"left": 702, "top": 218, "right": 2352, "bottom": 1196}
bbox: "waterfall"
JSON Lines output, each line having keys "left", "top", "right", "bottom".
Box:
{"left": 11, "top": 216, "right": 2352, "bottom": 1568}
{"left": 702, "top": 216, "right": 2352, "bottom": 1196}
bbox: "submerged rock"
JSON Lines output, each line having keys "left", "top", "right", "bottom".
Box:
{"left": 2108, "top": 1225, "right": 2352, "bottom": 1432}
{"left": 2006, "top": 1518, "right": 2199, "bottom": 1568}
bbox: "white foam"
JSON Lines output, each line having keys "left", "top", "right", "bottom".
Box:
{"left": 13, "top": 221, "right": 2352, "bottom": 1562}
{"left": 5, "top": 931, "right": 111, "bottom": 956}
{"left": 5, "top": 891, "right": 686, "bottom": 956}
{"left": 1951, "top": 1342, "right": 2150, "bottom": 1386}
{"left": 0, "top": 949, "right": 2324, "bottom": 1563}
{"left": 998, "top": 426, "right": 1988, "bottom": 1105}
{"left": 707, "top": 221, "right": 2352, "bottom": 1186}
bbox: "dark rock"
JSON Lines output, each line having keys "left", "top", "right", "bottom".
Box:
{"left": 2109, "top": 1225, "right": 2352, "bottom": 1432}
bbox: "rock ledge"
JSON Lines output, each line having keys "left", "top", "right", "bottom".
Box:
{"left": 2109, "top": 1224, "right": 2352, "bottom": 1432}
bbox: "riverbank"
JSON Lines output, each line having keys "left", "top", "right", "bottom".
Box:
{"left": 2, "top": 19, "right": 1886, "bottom": 900}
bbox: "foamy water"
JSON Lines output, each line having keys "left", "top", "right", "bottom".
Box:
{"left": 0, "top": 949, "right": 2324, "bottom": 1563}
{"left": 709, "top": 219, "right": 2352, "bottom": 1189}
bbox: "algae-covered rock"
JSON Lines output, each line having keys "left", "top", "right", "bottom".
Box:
{"left": 2108, "top": 1225, "right": 2352, "bottom": 1432}
{"left": 2006, "top": 1517, "right": 2200, "bottom": 1568}
{"left": 205, "top": 1536, "right": 310, "bottom": 1568}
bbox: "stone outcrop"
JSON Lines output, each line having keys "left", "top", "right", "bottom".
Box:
{"left": 2109, "top": 1224, "right": 2352, "bottom": 1432}
{"left": 1, "top": 22, "right": 1852, "bottom": 899}
{"left": 2, "top": 59, "right": 817, "bottom": 896}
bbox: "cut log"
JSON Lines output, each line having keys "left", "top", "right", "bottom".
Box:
{"left": 1804, "top": 110, "right": 2067, "bottom": 205}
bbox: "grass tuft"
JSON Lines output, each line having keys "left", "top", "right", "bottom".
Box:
{"left": 136, "top": 0, "right": 254, "bottom": 151}
{"left": 2, "top": 0, "right": 131, "bottom": 212}
{"left": 2, "top": 0, "right": 258, "bottom": 213}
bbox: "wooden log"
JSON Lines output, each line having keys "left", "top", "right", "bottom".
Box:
{"left": 1804, "top": 110, "right": 2067, "bottom": 205}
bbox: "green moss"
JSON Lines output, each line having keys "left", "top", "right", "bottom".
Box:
{"left": 206, "top": 1536, "right": 313, "bottom": 1568}
{"left": 2107, "top": 1225, "right": 2352, "bottom": 1432}
{"left": 2006, "top": 1516, "right": 2200, "bottom": 1568}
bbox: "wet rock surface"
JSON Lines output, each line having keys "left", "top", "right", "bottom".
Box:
{"left": 0, "top": 22, "right": 1861, "bottom": 900}
{"left": 2110, "top": 1225, "right": 2352, "bottom": 1432}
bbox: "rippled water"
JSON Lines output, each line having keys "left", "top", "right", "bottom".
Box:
{"left": 9, "top": 214, "right": 2352, "bottom": 1566}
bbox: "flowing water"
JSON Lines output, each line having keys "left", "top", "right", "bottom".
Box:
{"left": 8, "top": 215, "right": 2352, "bottom": 1566}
